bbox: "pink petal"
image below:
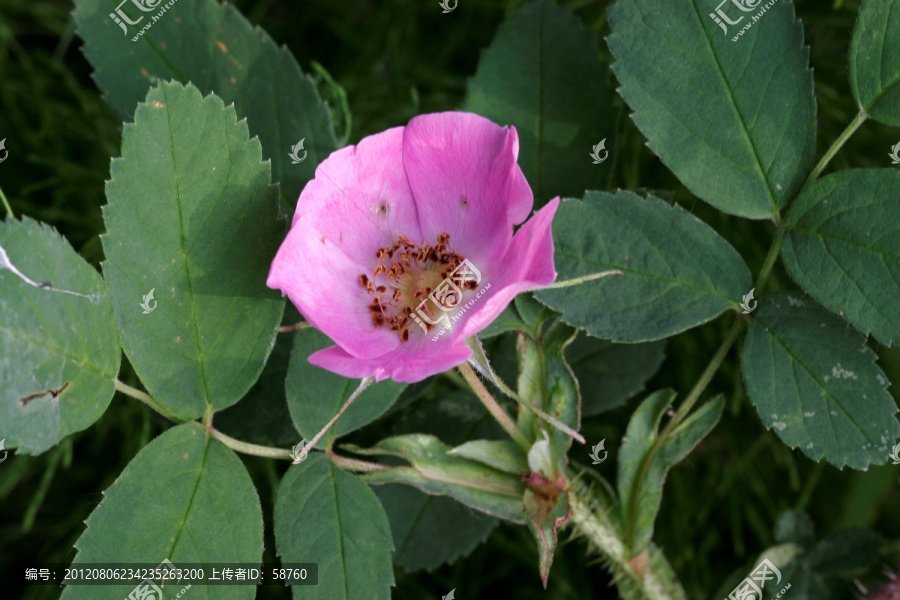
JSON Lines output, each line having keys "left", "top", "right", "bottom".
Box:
{"left": 402, "top": 112, "right": 533, "bottom": 267}
{"left": 309, "top": 342, "right": 474, "bottom": 383}
{"left": 267, "top": 220, "right": 400, "bottom": 359}
{"left": 459, "top": 198, "right": 560, "bottom": 339}
{"left": 291, "top": 125, "right": 422, "bottom": 268}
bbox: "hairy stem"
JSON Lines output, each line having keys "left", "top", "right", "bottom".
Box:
{"left": 458, "top": 362, "right": 531, "bottom": 451}
{"left": 204, "top": 426, "right": 294, "bottom": 460}
{"left": 113, "top": 379, "right": 183, "bottom": 423}
{"left": 114, "top": 379, "right": 295, "bottom": 461}
{"left": 568, "top": 481, "right": 686, "bottom": 600}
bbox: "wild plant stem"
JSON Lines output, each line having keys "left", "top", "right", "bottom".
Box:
{"left": 0, "top": 185, "right": 13, "bottom": 218}
{"left": 665, "top": 109, "right": 865, "bottom": 433}
{"left": 458, "top": 363, "right": 531, "bottom": 451}
{"left": 569, "top": 483, "right": 686, "bottom": 600}
{"left": 800, "top": 109, "right": 867, "bottom": 196}
{"left": 292, "top": 376, "right": 375, "bottom": 463}
{"left": 113, "top": 379, "right": 295, "bottom": 460}
{"left": 205, "top": 426, "right": 294, "bottom": 460}
{"left": 113, "top": 378, "right": 183, "bottom": 423}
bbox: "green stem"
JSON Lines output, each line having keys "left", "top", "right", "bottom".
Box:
{"left": 662, "top": 318, "right": 745, "bottom": 439}
{"left": 568, "top": 481, "right": 686, "bottom": 600}
{"left": 799, "top": 110, "right": 868, "bottom": 196}
{"left": 0, "top": 185, "right": 13, "bottom": 218}
{"left": 328, "top": 447, "right": 390, "bottom": 473}
{"left": 113, "top": 379, "right": 183, "bottom": 423}
{"left": 204, "top": 426, "right": 294, "bottom": 460}
{"left": 458, "top": 363, "right": 531, "bottom": 451}
{"left": 754, "top": 228, "right": 784, "bottom": 291}
{"left": 114, "top": 378, "right": 294, "bottom": 461}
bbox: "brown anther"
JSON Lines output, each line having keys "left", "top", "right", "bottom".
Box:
{"left": 359, "top": 274, "right": 369, "bottom": 288}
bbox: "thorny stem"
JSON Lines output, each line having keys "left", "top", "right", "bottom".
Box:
{"left": 292, "top": 376, "right": 376, "bottom": 464}
{"left": 458, "top": 362, "right": 531, "bottom": 451}
{"left": 568, "top": 483, "right": 685, "bottom": 600}
{"left": 0, "top": 185, "right": 13, "bottom": 218}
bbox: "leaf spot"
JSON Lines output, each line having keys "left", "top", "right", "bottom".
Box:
{"left": 19, "top": 382, "right": 71, "bottom": 407}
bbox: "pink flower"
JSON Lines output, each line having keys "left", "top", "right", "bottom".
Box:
{"left": 267, "top": 112, "right": 558, "bottom": 383}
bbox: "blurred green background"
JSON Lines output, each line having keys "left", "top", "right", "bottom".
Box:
{"left": 1, "top": 0, "right": 898, "bottom": 598}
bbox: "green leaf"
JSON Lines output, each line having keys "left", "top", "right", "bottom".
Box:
{"left": 73, "top": 0, "right": 337, "bottom": 208}
{"left": 805, "top": 528, "right": 882, "bottom": 574}
{"left": 274, "top": 453, "right": 394, "bottom": 600}
{"left": 607, "top": 0, "right": 816, "bottom": 218}
{"left": 516, "top": 321, "right": 580, "bottom": 462}
{"left": 534, "top": 191, "right": 751, "bottom": 341}
{"left": 372, "top": 484, "right": 497, "bottom": 573}
{"left": 783, "top": 169, "right": 900, "bottom": 346}
{"left": 0, "top": 217, "right": 120, "bottom": 455}
{"left": 448, "top": 440, "right": 528, "bottom": 475}
{"left": 464, "top": 0, "right": 618, "bottom": 206}
{"left": 285, "top": 327, "right": 406, "bottom": 444}
{"left": 617, "top": 390, "right": 723, "bottom": 556}
{"left": 351, "top": 434, "right": 526, "bottom": 523}
{"left": 214, "top": 330, "right": 298, "bottom": 446}
{"left": 850, "top": 0, "right": 900, "bottom": 125}
{"left": 740, "top": 292, "right": 900, "bottom": 469}
{"left": 566, "top": 334, "right": 666, "bottom": 415}
{"left": 61, "top": 423, "right": 263, "bottom": 600}
{"left": 101, "top": 82, "right": 284, "bottom": 420}
{"left": 523, "top": 486, "right": 569, "bottom": 588}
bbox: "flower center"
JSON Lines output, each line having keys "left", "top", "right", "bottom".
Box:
{"left": 359, "top": 233, "right": 476, "bottom": 341}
